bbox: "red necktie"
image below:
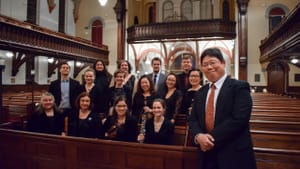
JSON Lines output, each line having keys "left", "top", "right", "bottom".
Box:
{"left": 184, "top": 75, "right": 188, "bottom": 89}
{"left": 206, "top": 84, "right": 215, "bottom": 133}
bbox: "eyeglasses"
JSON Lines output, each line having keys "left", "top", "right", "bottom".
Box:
{"left": 116, "top": 105, "right": 127, "bottom": 108}
{"left": 190, "top": 75, "right": 200, "bottom": 78}
{"left": 201, "top": 60, "right": 220, "bottom": 68}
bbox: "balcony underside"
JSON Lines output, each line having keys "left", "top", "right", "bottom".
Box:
{"left": 0, "top": 14, "right": 109, "bottom": 64}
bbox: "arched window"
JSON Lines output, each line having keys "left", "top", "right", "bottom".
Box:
{"left": 163, "top": 1, "right": 174, "bottom": 21}
{"left": 269, "top": 7, "right": 285, "bottom": 32}
{"left": 148, "top": 2, "right": 156, "bottom": 24}
{"left": 181, "top": 0, "right": 193, "bottom": 20}
{"left": 91, "top": 20, "right": 103, "bottom": 47}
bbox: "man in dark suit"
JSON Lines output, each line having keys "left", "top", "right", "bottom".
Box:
{"left": 49, "top": 62, "right": 81, "bottom": 117}
{"left": 147, "top": 57, "right": 166, "bottom": 93}
{"left": 189, "top": 48, "right": 256, "bottom": 169}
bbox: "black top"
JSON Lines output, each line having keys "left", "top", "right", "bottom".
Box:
{"left": 181, "top": 89, "right": 199, "bottom": 115}
{"left": 68, "top": 110, "right": 104, "bottom": 139}
{"left": 163, "top": 89, "right": 182, "bottom": 120}
{"left": 94, "top": 71, "right": 112, "bottom": 92}
{"left": 177, "top": 72, "right": 191, "bottom": 95}
{"left": 27, "top": 110, "right": 65, "bottom": 135}
{"left": 132, "top": 92, "right": 161, "bottom": 120}
{"left": 79, "top": 85, "right": 108, "bottom": 115}
{"left": 144, "top": 117, "right": 174, "bottom": 145}
{"left": 108, "top": 86, "right": 132, "bottom": 112}
{"left": 94, "top": 71, "right": 112, "bottom": 114}
{"left": 103, "top": 115, "right": 138, "bottom": 142}
{"left": 124, "top": 75, "right": 136, "bottom": 97}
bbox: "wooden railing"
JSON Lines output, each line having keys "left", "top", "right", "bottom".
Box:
{"left": 0, "top": 14, "right": 109, "bottom": 64}
{"left": 127, "top": 19, "right": 236, "bottom": 43}
{"left": 259, "top": 3, "right": 300, "bottom": 63}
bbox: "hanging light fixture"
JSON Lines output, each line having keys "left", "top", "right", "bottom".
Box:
{"left": 98, "top": 0, "right": 108, "bottom": 6}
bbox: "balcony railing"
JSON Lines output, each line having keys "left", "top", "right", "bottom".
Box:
{"left": 127, "top": 19, "right": 236, "bottom": 43}
{"left": 0, "top": 14, "right": 109, "bottom": 64}
{"left": 259, "top": 3, "right": 300, "bottom": 63}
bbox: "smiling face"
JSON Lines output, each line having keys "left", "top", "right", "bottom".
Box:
{"left": 152, "top": 101, "right": 165, "bottom": 117}
{"left": 115, "top": 100, "right": 127, "bottom": 117}
{"left": 166, "top": 74, "right": 177, "bottom": 89}
{"left": 140, "top": 77, "right": 151, "bottom": 92}
{"left": 84, "top": 70, "right": 95, "bottom": 84}
{"left": 60, "top": 63, "right": 70, "bottom": 77}
{"left": 114, "top": 71, "right": 125, "bottom": 86}
{"left": 40, "top": 95, "right": 55, "bottom": 111}
{"left": 201, "top": 56, "right": 226, "bottom": 83}
{"left": 189, "top": 70, "right": 201, "bottom": 87}
{"left": 181, "top": 58, "right": 192, "bottom": 73}
{"left": 151, "top": 60, "right": 161, "bottom": 74}
{"left": 95, "top": 61, "right": 104, "bottom": 71}
{"left": 120, "top": 61, "right": 129, "bottom": 73}
{"left": 79, "top": 95, "right": 91, "bottom": 111}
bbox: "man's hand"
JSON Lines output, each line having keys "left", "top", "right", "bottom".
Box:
{"left": 196, "top": 133, "right": 215, "bottom": 152}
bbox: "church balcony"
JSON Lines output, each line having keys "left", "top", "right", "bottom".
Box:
{"left": 0, "top": 14, "right": 109, "bottom": 64}
{"left": 127, "top": 19, "right": 236, "bottom": 43}
{"left": 259, "top": 3, "right": 300, "bottom": 66}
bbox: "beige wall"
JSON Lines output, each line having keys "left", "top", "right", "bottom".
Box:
{"left": 76, "top": 0, "right": 117, "bottom": 73}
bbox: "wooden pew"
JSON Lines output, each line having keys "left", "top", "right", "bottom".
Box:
{"left": 251, "top": 130, "right": 300, "bottom": 150}
{"left": 0, "top": 128, "right": 299, "bottom": 169}
{"left": 250, "top": 120, "right": 300, "bottom": 132}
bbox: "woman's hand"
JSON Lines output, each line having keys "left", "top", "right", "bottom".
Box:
{"left": 137, "top": 134, "right": 145, "bottom": 142}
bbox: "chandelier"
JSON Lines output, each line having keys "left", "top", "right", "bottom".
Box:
{"left": 98, "top": 0, "right": 108, "bottom": 6}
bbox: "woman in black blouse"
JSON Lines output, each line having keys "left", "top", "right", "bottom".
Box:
{"left": 79, "top": 68, "right": 108, "bottom": 116}
{"left": 68, "top": 92, "right": 104, "bottom": 139}
{"left": 132, "top": 75, "right": 160, "bottom": 121}
{"left": 117, "top": 60, "right": 137, "bottom": 97}
{"left": 104, "top": 96, "right": 138, "bottom": 142}
{"left": 93, "top": 59, "right": 112, "bottom": 92}
{"left": 181, "top": 68, "right": 202, "bottom": 119}
{"left": 108, "top": 69, "right": 132, "bottom": 115}
{"left": 161, "top": 72, "right": 182, "bottom": 124}
{"left": 27, "top": 92, "right": 64, "bottom": 135}
{"left": 137, "top": 98, "right": 174, "bottom": 145}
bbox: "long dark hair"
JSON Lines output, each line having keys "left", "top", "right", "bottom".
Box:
{"left": 136, "top": 75, "right": 155, "bottom": 94}
{"left": 93, "top": 59, "right": 112, "bottom": 83}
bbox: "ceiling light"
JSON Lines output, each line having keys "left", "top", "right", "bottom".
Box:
{"left": 291, "top": 58, "right": 299, "bottom": 64}
{"left": 6, "top": 52, "right": 13, "bottom": 58}
{"left": 98, "top": 0, "right": 108, "bottom": 6}
{"left": 48, "top": 57, "right": 54, "bottom": 63}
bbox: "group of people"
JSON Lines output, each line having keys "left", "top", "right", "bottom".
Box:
{"left": 27, "top": 47, "right": 256, "bottom": 169}
{"left": 27, "top": 56, "right": 200, "bottom": 145}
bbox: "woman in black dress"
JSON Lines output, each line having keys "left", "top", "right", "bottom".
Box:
{"left": 27, "top": 92, "right": 64, "bottom": 135}
{"left": 161, "top": 72, "right": 182, "bottom": 124}
{"left": 79, "top": 68, "right": 108, "bottom": 116}
{"left": 93, "top": 59, "right": 112, "bottom": 116}
{"left": 104, "top": 96, "right": 138, "bottom": 142}
{"left": 137, "top": 98, "right": 174, "bottom": 145}
{"left": 181, "top": 68, "right": 202, "bottom": 119}
{"left": 67, "top": 92, "right": 104, "bottom": 139}
{"left": 132, "top": 75, "right": 160, "bottom": 121}
{"left": 108, "top": 69, "right": 132, "bottom": 115}
{"left": 117, "top": 60, "right": 137, "bottom": 97}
